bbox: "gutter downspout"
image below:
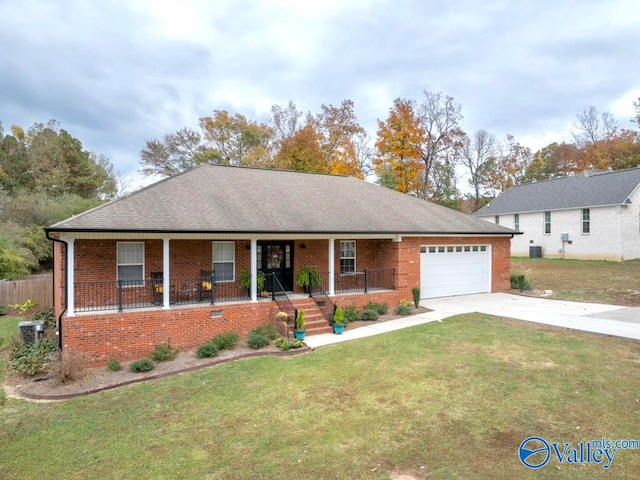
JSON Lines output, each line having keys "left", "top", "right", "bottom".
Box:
{"left": 45, "top": 230, "right": 67, "bottom": 351}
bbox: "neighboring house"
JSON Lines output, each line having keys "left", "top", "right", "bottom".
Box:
{"left": 474, "top": 168, "right": 640, "bottom": 261}
{"left": 46, "top": 165, "right": 516, "bottom": 365}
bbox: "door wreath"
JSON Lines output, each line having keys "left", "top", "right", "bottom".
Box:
{"left": 267, "top": 246, "right": 284, "bottom": 266}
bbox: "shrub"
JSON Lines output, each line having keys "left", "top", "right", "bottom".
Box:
{"left": 196, "top": 342, "right": 219, "bottom": 358}
{"left": 274, "top": 337, "right": 304, "bottom": 351}
{"left": 48, "top": 351, "right": 87, "bottom": 384}
{"left": 150, "top": 340, "right": 178, "bottom": 362}
{"left": 129, "top": 358, "right": 155, "bottom": 373}
{"left": 9, "top": 338, "right": 57, "bottom": 376}
{"left": 333, "top": 305, "right": 344, "bottom": 325}
{"left": 9, "top": 299, "right": 35, "bottom": 315}
{"left": 107, "top": 358, "right": 122, "bottom": 372}
{"left": 295, "top": 310, "right": 306, "bottom": 331}
{"left": 365, "top": 302, "right": 388, "bottom": 315}
{"left": 33, "top": 308, "right": 56, "bottom": 330}
{"left": 360, "top": 309, "right": 380, "bottom": 321}
{"left": 252, "top": 324, "right": 277, "bottom": 340}
{"left": 0, "top": 304, "right": 7, "bottom": 315}
{"left": 395, "top": 300, "right": 413, "bottom": 316}
{"left": 211, "top": 331, "right": 240, "bottom": 350}
{"left": 247, "top": 331, "right": 269, "bottom": 349}
{"left": 343, "top": 305, "right": 359, "bottom": 323}
{"left": 411, "top": 286, "right": 420, "bottom": 308}
{"left": 511, "top": 274, "right": 532, "bottom": 291}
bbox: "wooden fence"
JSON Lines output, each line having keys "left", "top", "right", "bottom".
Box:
{"left": 0, "top": 273, "right": 53, "bottom": 310}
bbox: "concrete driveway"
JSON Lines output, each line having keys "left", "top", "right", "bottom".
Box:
{"left": 304, "top": 293, "right": 640, "bottom": 348}
{"left": 421, "top": 293, "right": 640, "bottom": 341}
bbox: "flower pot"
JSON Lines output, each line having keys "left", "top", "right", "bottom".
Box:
{"left": 294, "top": 329, "right": 306, "bottom": 340}
{"left": 333, "top": 323, "right": 345, "bottom": 334}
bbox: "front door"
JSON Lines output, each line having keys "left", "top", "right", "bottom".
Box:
{"left": 259, "top": 241, "right": 294, "bottom": 291}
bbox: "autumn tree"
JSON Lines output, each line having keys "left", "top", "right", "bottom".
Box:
{"left": 274, "top": 124, "right": 326, "bottom": 172}
{"left": 374, "top": 98, "right": 424, "bottom": 196}
{"left": 484, "top": 134, "right": 532, "bottom": 194}
{"left": 140, "top": 128, "right": 208, "bottom": 177}
{"left": 270, "top": 101, "right": 303, "bottom": 144}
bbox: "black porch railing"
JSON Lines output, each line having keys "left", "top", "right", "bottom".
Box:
{"left": 315, "top": 268, "right": 396, "bottom": 294}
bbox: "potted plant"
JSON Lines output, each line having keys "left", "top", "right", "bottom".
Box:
{"left": 294, "top": 310, "right": 306, "bottom": 340}
{"left": 296, "top": 265, "right": 321, "bottom": 293}
{"left": 239, "top": 270, "right": 266, "bottom": 295}
{"left": 332, "top": 305, "right": 345, "bottom": 334}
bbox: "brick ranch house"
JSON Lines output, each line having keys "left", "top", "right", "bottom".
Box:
{"left": 46, "top": 165, "right": 517, "bottom": 366}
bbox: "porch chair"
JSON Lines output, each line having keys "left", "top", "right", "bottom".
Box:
{"left": 197, "top": 270, "right": 214, "bottom": 302}
{"left": 150, "top": 272, "right": 174, "bottom": 305}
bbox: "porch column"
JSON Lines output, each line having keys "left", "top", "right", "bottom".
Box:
{"left": 64, "top": 236, "right": 75, "bottom": 317}
{"left": 163, "top": 238, "right": 170, "bottom": 309}
{"left": 250, "top": 238, "right": 258, "bottom": 302}
{"left": 328, "top": 238, "right": 335, "bottom": 296}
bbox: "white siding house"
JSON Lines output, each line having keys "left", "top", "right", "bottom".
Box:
{"left": 474, "top": 168, "right": 640, "bottom": 261}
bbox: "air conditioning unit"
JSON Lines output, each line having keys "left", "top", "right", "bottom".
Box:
{"left": 18, "top": 321, "right": 45, "bottom": 344}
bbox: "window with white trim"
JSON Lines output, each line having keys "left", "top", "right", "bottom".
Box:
{"left": 340, "top": 241, "right": 356, "bottom": 274}
{"left": 117, "top": 242, "right": 144, "bottom": 286}
{"left": 495, "top": 215, "right": 500, "bottom": 225}
{"left": 582, "top": 209, "right": 590, "bottom": 234}
{"left": 544, "top": 211, "right": 551, "bottom": 235}
{"left": 213, "top": 242, "right": 235, "bottom": 281}
{"left": 514, "top": 214, "right": 520, "bottom": 232}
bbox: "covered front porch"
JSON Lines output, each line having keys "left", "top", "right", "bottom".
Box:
{"left": 60, "top": 235, "right": 400, "bottom": 316}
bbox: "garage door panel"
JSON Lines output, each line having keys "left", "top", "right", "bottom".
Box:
{"left": 420, "top": 246, "right": 490, "bottom": 299}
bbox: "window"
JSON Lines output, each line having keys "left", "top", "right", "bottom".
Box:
{"left": 582, "top": 209, "right": 590, "bottom": 234}
{"left": 213, "top": 242, "right": 235, "bottom": 281}
{"left": 117, "top": 242, "right": 144, "bottom": 286}
{"left": 340, "top": 241, "right": 356, "bottom": 274}
{"left": 544, "top": 211, "right": 551, "bottom": 234}
{"left": 514, "top": 214, "right": 520, "bottom": 232}
{"left": 495, "top": 215, "right": 500, "bottom": 225}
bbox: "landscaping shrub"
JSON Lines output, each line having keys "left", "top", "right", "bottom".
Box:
{"left": 395, "top": 300, "right": 413, "bottom": 316}
{"left": 252, "top": 324, "right": 277, "bottom": 341}
{"left": 247, "top": 331, "right": 269, "bottom": 349}
{"left": 511, "top": 274, "right": 532, "bottom": 291}
{"left": 48, "top": 351, "right": 87, "bottom": 384}
{"left": 211, "top": 331, "right": 240, "bottom": 350}
{"left": 364, "top": 302, "right": 388, "bottom": 315}
{"left": 150, "top": 341, "right": 178, "bottom": 362}
{"left": 360, "top": 309, "right": 380, "bottom": 321}
{"left": 411, "top": 286, "right": 420, "bottom": 308}
{"left": 129, "top": 358, "right": 155, "bottom": 373}
{"left": 196, "top": 342, "right": 219, "bottom": 358}
{"left": 0, "top": 304, "right": 7, "bottom": 316}
{"left": 32, "top": 308, "right": 56, "bottom": 330}
{"left": 107, "top": 358, "right": 123, "bottom": 372}
{"left": 9, "top": 338, "right": 57, "bottom": 376}
{"left": 274, "top": 337, "right": 304, "bottom": 351}
{"left": 343, "top": 305, "right": 359, "bottom": 323}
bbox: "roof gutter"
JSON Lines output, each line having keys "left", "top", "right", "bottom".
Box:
{"left": 45, "top": 230, "right": 67, "bottom": 351}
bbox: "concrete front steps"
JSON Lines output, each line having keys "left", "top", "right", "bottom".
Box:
{"left": 290, "top": 298, "right": 333, "bottom": 335}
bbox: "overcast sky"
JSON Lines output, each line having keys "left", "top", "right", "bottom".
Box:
{"left": 1, "top": 0, "right": 638, "bottom": 187}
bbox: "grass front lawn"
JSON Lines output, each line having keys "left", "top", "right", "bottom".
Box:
{"left": 512, "top": 257, "right": 640, "bottom": 306}
{"left": 0, "top": 316, "right": 20, "bottom": 352}
{"left": 1, "top": 314, "right": 639, "bottom": 479}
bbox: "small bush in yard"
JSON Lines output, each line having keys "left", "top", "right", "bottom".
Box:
{"left": 33, "top": 308, "right": 56, "bottom": 330}
{"left": 395, "top": 300, "right": 413, "bottom": 316}
{"left": 253, "top": 324, "right": 277, "bottom": 340}
{"left": 343, "top": 305, "right": 360, "bottom": 323}
{"left": 411, "top": 286, "right": 420, "bottom": 308}
{"left": 360, "top": 309, "right": 380, "bottom": 321}
{"left": 197, "top": 342, "right": 219, "bottom": 358}
{"left": 247, "top": 331, "right": 269, "bottom": 349}
{"left": 129, "top": 358, "right": 155, "bottom": 373}
{"left": 10, "top": 338, "right": 57, "bottom": 376}
{"left": 48, "top": 351, "right": 87, "bottom": 384}
{"left": 365, "top": 302, "right": 388, "bottom": 315}
{"left": 511, "top": 274, "right": 532, "bottom": 291}
{"left": 211, "top": 331, "right": 240, "bottom": 350}
{"left": 107, "top": 358, "right": 122, "bottom": 372}
{"left": 274, "top": 337, "right": 304, "bottom": 351}
{"left": 150, "top": 340, "right": 178, "bottom": 362}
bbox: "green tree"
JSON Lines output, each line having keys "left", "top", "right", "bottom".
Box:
{"left": 139, "top": 128, "right": 208, "bottom": 177}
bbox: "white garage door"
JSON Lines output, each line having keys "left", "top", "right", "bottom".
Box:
{"left": 420, "top": 245, "right": 491, "bottom": 298}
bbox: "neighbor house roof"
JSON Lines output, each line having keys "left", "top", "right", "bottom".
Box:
{"left": 475, "top": 168, "right": 640, "bottom": 216}
{"left": 48, "top": 164, "right": 514, "bottom": 236}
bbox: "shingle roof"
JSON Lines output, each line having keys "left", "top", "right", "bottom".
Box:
{"left": 474, "top": 168, "right": 640, "bottom": 216}
{"left": 48, "top": 164, "right": 513, "bottom": 235}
